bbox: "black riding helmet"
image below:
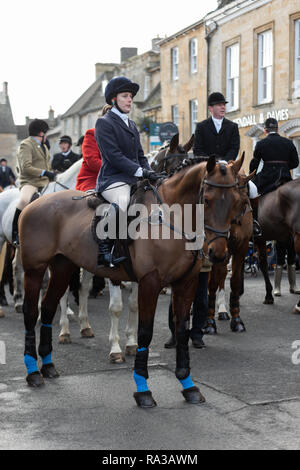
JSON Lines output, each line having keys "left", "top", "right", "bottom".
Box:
{"left": 28, "top": 119, "right": 49, "bottom": 137}
{"left": 105, "top": 77, "right": 139, "bottom": 105}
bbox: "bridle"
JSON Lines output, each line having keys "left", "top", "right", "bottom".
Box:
{"left": 200, "top": 177, "right": 240, "bottom": 246}
{"left": 158, "top": 147, "right": 189, "bottom": 172}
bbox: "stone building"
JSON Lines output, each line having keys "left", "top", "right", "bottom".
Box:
{"left": 205, "top": 0, "right": 300, "bottom": 170}
{"left": 17, "top": 107, "right": 60, "bottom": 157}
{"left": 159, "top": 21, "right": 207, "bottom": 143}
{"left": 0, "top": 82, "right": 17, "bottom": 169}
{"left": 59, "top": 41, "right": 162, "bottom": 154}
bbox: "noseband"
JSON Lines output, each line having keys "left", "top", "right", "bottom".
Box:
{"left": 201, "top": 177, "right": 239, "bottom": 246}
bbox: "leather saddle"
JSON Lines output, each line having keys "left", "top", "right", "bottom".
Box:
{"left": 88, "top": 188, "right": 140, "bottom": 281}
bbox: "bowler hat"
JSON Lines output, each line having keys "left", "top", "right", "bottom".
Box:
{"left": 208, "top": 92, "right": 228, "bottom": 106}
{"left": 59, "top": 135, "right": 72, "bottom": 145}
{"left": 105, "top": 77, "right": 139, "bottom": 105}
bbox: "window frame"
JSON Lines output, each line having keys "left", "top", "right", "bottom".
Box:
{"left": 222, "top": 36, "right": 241, "bottom": 113}
{"left": 253, "top": 22, "right": 274, "bottom": 107}
{"left": 289, "top": 13, "right": 300, "bottom": 100}
{"left": 171, "top": 46, "right": 179, "bottom": 81}
{"left": 172, "top": 105, "right": 179, "bottom": 127}
{"left": 190, "top": 38, "right": 198, "bottom": 74}
{"left": 190, "top": 99, "right": 198, "bottom": 134}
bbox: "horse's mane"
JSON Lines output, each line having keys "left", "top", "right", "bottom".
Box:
{"left": 167, "top": 156, "right": 207, "bottom": 178}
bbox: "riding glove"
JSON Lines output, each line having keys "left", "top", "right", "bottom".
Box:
{"left": 141, "top": 169, "right": 166, "bottom": 182}
{"left": 43, "top": 171, "right": 56, "bottom": 181}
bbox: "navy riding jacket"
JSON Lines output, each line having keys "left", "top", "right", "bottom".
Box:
{"left": 95, "top": 110, "right": 150, "bottom": 193}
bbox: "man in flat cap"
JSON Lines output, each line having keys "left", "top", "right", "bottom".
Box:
{"left": 51, "top": 135, "right": 80, "bottom": 173}
{"left": 193, "top": 92, "right": 240, "bottom": 161}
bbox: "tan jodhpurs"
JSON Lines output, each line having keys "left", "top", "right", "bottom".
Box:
{"left": 17, "top": 184, "right": 38, "bottom": 211}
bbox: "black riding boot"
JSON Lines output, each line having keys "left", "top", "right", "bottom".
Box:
{"left": 97, "top": 203, "right": 126, "bottom": 268}
{"left": 250, "top": 198, "right": 262, "bottom": 237}
{"left": 12, "top": 208, "right": 22, "bottom": 247}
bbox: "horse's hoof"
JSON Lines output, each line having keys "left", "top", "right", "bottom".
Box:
{"left": 110, "top": 352, "right": 125, "bottom": 364}
{"left": 231, "top": 318, "right": 246, "bottom": 333}
{"left": 218, "top": 311, "right": 230, "bottom": 321}
{"left": 203, "top": 320, "right": 217, "bottom": 335}
{"left": 15, "top": 305, "right": 23, "bottom": 314}
{"left": 293, "top": 305, "right": 300, "bottom": 314}
{"left": 81, "top": 328, "right": 95, "bottom": 338}
{"left": 59, "top": 334, "right": 72, "bottom": 344}
{"left": 0, "top": 297, "right": 8, "bottom": 306}
{"left": 182, "top": 386, "right": 205, "bottom": 405}
{"left": 26, "top": 371, "right": 45, "bottom": 388}
{"left": 125, "top": 345, "right": 137, "bottom": 356}
{"left": 0, "top": 308, "right": 5, "bottom": 318}
{"left": 134, "top": 391, "right": 157, "bottom": 408}
{"left": 40, "top": 363, "right": 60, "bottom": 379}
{"left": 263, "top": 297, "right": 274, "bottom": 305}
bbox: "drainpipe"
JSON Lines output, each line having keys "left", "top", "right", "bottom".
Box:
{"left": 205, "top": 21, "right": 218, "bottom": 119}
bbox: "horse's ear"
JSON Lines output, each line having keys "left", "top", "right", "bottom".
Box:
{"left": 231, "top": 152, "right": 245, "bottom": 174}
{"left": 183, "top": 134, "right": 194, "bottom": 153}
{"left": 207, "top": 155, "right": 216, "bottom": 174}
{"left": 242, "top": 169, "right": 256, "bottom": 184}
{"left": 169, "top": 133, "right": 179, "bottom": 153}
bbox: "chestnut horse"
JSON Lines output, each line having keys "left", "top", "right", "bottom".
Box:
{"left": 153, "top": 143, "right": 255, "bottom": 335}
{"left": 204, "top": 165, "right": 255, "bottom": 334}
{"left": 253, "top": 178, "right": 300, "bottom": 310}
{"left": 19, "top": 155, "right": 245, "bottom": 408}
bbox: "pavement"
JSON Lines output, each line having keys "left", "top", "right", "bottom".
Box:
{"left": 0, "top": 270, "right": 300, "bottom": 450}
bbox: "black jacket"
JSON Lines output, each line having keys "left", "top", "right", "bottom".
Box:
{"left": 51, "top": 151, "right": 80, "bottom": 173}
{"left": 193, "top": 117, "right": 240, "bottom": 161}
{"left": 0, "top": 166, "right": 15, "bottom": 189}
{"left": 250, "top": 133, "right": 299, "bottom": 195}
{"left": 95, "top": 110, "right": 150, "bottom": 193}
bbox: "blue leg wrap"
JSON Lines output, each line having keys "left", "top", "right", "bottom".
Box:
{"left": 134, "top": 372, "right": 149, "bottom": 393}
{"left": 24, "top": 354, "right": 38, "bottom": 375}
{"left": 42, "top": 353, "right": 52, "bottom": 365}
{"left": 179, "top": 375, "right": 195, "bottom": 390}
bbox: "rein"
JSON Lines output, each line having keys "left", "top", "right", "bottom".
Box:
{"left": 200, "top": 177, "right": 239, "bottom": 246}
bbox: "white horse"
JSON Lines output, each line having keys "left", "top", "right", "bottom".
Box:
{"left": 0, "top": 160, "right": 139, "bottom": 360}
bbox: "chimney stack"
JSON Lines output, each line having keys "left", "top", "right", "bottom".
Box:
{"left": 48, "top": 106, "right": 55, "bottom": 123}
{"left": 2, "top": 82, "right": 8, "bottom": 103}
{"left": 151, "top": 37, "right": 162, "bottom": 53}
{"left": 120, "top": 47, "right": 138, "bottom": 63}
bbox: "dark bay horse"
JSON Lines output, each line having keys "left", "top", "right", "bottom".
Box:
{"left": 205, "top": 169, "right": 254, "bottom": 334}
{"left": 19, "top": 155, "right": 245, "bottom": 407}
{"left": 151, "top": 133, "right": 194, "bottom": 173}
{"left": 254, "top": 178, "right": 300, "bottom": 308}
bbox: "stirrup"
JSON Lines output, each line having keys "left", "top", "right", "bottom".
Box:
{"left": 12, "top": 235, "right": 19, "bottom": 248}
{"left": 97, "top": 245, "right": 126, "bottom": 268}
{"left": 253, "top": 220, "right": 262, "bottom": 237}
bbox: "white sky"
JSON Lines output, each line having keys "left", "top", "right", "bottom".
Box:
{"left": 1, "top": 0, "right": 218, "bottom": 124}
